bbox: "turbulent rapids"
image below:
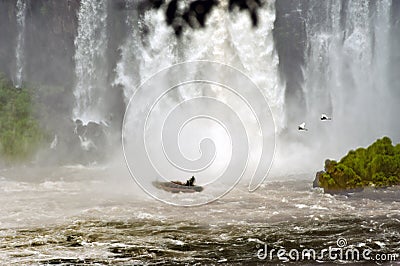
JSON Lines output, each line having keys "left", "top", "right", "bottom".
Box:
{"left": 0, "top": 167, "right": 399, "bottom": 264}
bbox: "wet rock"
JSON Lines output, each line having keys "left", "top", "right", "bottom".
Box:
{"left": 39, "top": 118, "right": 110, "bottom": 165}
{"left": 313, "top": 171, "right": 323, "bottom": 188}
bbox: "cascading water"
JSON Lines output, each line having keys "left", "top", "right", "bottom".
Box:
{"left": 73, "top": 0, "right": 108, "bottom": 124}
{"left": 114, "top": 4, "right": 179, "bottom": 103}
{"left": 14, "top": 0, "right": 27, "bottom": 88}
{"left": 76, "top": 0, "right": 398, "bottom": 175}
{"left": 114, "top": 0, "right": 284, "bottom": 131}
{"left": 227, "top": 2, "right": 284, "bottom": 131}
{"left": 115, "top": 0, "right": 282, "bottom": 192}
{"left": 300, "top": 0, "right": 398, "bottom": 159}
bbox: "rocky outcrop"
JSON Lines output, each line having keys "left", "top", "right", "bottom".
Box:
{"left": 40, "top": 119, "right": 109, "bottom": 165}
{"left": 314, "top": 137, "right": 400, "bottom": 194}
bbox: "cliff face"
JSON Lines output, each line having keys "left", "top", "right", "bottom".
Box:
{"left": 0, "top": 0, "right": 18, "bottom": 79}
{"left": 0, "top": 0, "right": 79, "bottom": 88}
{"left": 25, "top": 0, "right": 80, "bottom": 87}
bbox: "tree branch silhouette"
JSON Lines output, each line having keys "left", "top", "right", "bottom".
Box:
{"left": 114, "top": 0, "right": 263, "bottom": 36}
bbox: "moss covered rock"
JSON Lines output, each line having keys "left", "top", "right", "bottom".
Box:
{"left": 314, "top": 137, "right": 400, "bottom": 193}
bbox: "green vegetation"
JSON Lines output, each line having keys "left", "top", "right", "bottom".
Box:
{"left": 317, "top": 137, "right": 400, "bottom": 192}
{"left": 0, "top": 73, "right": 45, "bottom": 162}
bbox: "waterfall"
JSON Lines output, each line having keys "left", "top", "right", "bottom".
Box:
{"left": 74, "top": 0, "right": 397, "bottom": 173}
{"left": 114, "top": 0, "right": 285, "bottom": 132}
{"left": 114, "top": 5, "right": 179, "bottom": 103}
{"left": 301, "top": 0, "right": 397, "bottom": 156}
{"left": 115, "top": 1, "right": 282, "bottom": 193}
{"left": 14, "top": 0, "right": 27, "bottom": 88}
{"left": 73, "top": 0, "right": 108, "bottom": 124}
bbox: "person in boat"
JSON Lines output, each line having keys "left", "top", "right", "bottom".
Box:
{"left": 185, "top": 176, "right": 196, "bottom": 186}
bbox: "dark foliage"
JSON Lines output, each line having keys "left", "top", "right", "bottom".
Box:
{"left": 114, "top": 0, "right": 263, "bottom": 36}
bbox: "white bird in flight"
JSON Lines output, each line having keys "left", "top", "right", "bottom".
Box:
{"left": 320, "top": 113, "right": 332, "bottom": 120}
{"left": 298, "top": 122, "right": 308, "bottom": 131}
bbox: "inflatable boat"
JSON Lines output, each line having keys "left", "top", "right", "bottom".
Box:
{"left": 153, "top": 181, "right": 204, "bottom": 193}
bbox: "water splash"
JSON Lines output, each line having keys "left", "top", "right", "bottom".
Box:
{"left": 73, "top": 0, "right": 108, "bottom": 124}
{"left": 14, "top": 0, "right": 27, "bottom": 88}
